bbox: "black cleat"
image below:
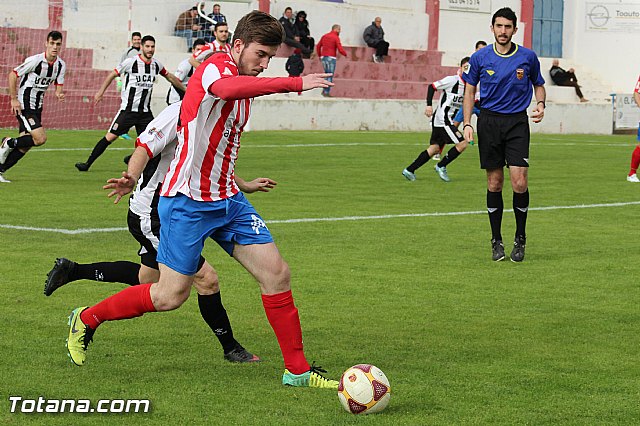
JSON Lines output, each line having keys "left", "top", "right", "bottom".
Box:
{"left": 44, "top": 258, "right": 77, "bottom": 296}
{"left": 491, "top": 239, "right": 505, "bottom": 262}
{"left": 510, "top": 236, "right": 526, "bottom": 262}
{"left": 224, "top": 343, "right": 261, "bottom": 363}
{"left": 75, "top": 162, "right": 89, "bottom": 172}
{"left": 123, "top": 154, "right": 131, "bottom": 165}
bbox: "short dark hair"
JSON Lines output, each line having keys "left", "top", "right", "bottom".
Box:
{"left": 233, "top": 11, "right": 284, "bottom": 46}
{"left": 141, "top": 35, "right": 155, "bottom": 45}
{"left": 193, "top": 38, "right": 206, "bottom": 49}
{"left": 132, "top": 31, "right": 141, "bottom": 39}
{"left": 297, "top": 10, "right": 307, "bottom": 19}
{"left": 213, "top": 3, "right": 220, "bottom": 7}
{"left": 47, "top": 31, "right": 63, "bottom": 42}
{"left": 492, "top": 7, "right": 517, "bottom": 27}
{"left": 475, "top": 40, "right": 487, "bottom": 49}
{"left": 191, "top": 6, "right": 198, "bottom": 11}
{"left": 460, "top": 56, "right": 471, "bottom": 66}
{"left": 214, "top": 22, "right": 228, "bottom": 30}
{"left": 284, "top": 7, "right": 292, "bottom": 13}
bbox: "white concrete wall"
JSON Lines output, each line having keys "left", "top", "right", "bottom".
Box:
{"left": 269, "top": 0, "right": 428, "bottom": 49}
{"left": 440, "top": 0, "right": 522, "bottom": 66}
{"left": 0, "top": 0, "right": 49, "bottom": 29}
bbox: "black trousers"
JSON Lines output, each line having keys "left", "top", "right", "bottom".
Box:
{"left": 368, "top": 40, "right": 389, "bottom": 57}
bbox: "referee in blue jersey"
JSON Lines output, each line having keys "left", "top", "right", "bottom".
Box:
{"left": 462, "top": 7, "right": 546, "bottom": 262}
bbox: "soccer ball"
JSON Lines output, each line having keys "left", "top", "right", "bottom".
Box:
{"left": 338, "top": 364, "right": 391, "bottom": 414}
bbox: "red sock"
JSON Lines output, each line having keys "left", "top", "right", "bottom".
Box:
{"left": 262, "top": 290, "right": 310, "bottom": 374}
{"left": 80, "top": 283, "right": 156, "bottom": 329}
{"left": 630, "top": 146, "right": 640, "bottom": 176}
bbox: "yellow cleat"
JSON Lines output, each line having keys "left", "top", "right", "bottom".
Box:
{"left": 66, "top": 307, "right": 94, "bottom": 366}
{"left": 282, "top": 364, "right": 339, "bottom": 389}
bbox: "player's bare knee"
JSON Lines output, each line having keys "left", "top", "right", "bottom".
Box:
{"left": 262, "top": 260, "right": 291, "bottom": 293}
{"left": 193, "top": 268, "right": 219, "bottom": 294}
{"left": 32, "top": 135, "right": 47, "bottom": 146}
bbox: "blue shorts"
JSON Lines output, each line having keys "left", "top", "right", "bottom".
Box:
{"left": 157, "top": 192, "right": 273, "bottom": 275}
{"left": 453, "top": 105, "right": 481, "bottom": 123}
{"left": 637, "top": 125, "right": 640, "bottom": 141}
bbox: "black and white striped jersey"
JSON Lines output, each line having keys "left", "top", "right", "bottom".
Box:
{"left": 13, "top": 53, "right": 66, "bottom": 111}
{"left": 431, "top": 74, "right": 465, "bottom": 127}
{"left": 166, "top": 59, "right": 194, "bottom": 105}
{"left": 129, "top": 101, "right": 180, "bottom": 219}
{"left": 116, "top": 55, "right": 167, "bottom": 113}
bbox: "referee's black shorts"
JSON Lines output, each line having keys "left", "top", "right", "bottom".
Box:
{"left": 108, "top": 110, "right": 154, "bottom": 137}
{"left": 477, "top": 109, "right": 530, "bottom": 169}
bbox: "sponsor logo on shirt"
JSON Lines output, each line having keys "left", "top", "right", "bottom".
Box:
{"left": 486, "top": 70, "right": 495, "bottom": 76}
{"left": 516, "top": 68, "right": 524, "bottom": 80}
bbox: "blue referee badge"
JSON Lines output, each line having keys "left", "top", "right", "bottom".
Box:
{"left": 516, "top": 68, "right": 524, "bottom": 80}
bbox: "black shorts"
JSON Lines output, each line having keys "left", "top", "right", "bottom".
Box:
{"left": 109, "top": 111, "right": 154, "bottom": 136}
{"left": 429, "top": 125, "right": 464, "bottom": 146}
{"left": 16, "top": 110, "right": 43, "bottom": 133}
{"left": 127, "top": 210, "right": 205, "bottom": 270}
{"left": 477, "top": 109, "right": 530, "bottom": 169}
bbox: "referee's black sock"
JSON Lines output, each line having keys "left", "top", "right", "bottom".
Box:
{"left": 7, "top": 135, "right": 34, "bottom": 149}
{"left": 487, "top": 190, "right": 503, "bottom": 241}
{"left": 406, "top": 150, "right": 431, "bottom": 173}
{"left": 72, "top": 261, "right": 141, "bottom": 285}
{"left": 85, "top": 137, "right": 111, "bottom": 166}
{"left": 513, "top": 189, "right": 529, "bottom": 239}
{"left": 438, "top": 146, "right": 461, "bottom": 168}
{"left": 0, "top": 149, "right": 26, "bottom": 172}
{"left": 198, "top": 292, "right": 238, "bottom": 354}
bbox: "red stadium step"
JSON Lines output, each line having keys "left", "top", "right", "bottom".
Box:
{"left": 302, "top": 59, "right": 457, "bottom": 83}
{"left": 326, "top": 78, "right": 429, "bottom": 100}
{"left": 276, "top": 44, "right": 444, "bottom": 66}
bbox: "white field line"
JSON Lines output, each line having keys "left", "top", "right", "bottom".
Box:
{"left": 26, "top": 140, "right": 638, "bottom": 152}
{"left": 1, "top": 201, "right": 639, "bottom": 234}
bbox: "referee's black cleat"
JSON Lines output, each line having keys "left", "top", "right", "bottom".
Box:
{"left": 491, "top": 239, "right": 505, "bottom": 262}
{"left": 510, "top": 236, "right": 526, "bottom": 263}
{"left": 75, "top": 162, "right": 89, "bottom": 172}
{"left": 44, "top": 257, "right": 77, "bottom": 296}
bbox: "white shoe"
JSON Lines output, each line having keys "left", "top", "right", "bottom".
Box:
{"left": 0, "top": 137, "right": 13, "bottom": 164}
{"left": 0, "top": 172, "right": 11, "bottom": 183}
{"left": 434, "top": 165, "right": 451, "bottom": 182}
{"left": 432, "top": 153, "right": 441, "bottom": 161}
{"left": 627, "top": 174, "right": 640, "bottom": 182}
{"left": 402, "top": 168, "right": 416, "bottom": 181}
{"left": 372, "top": 54, "right": 378, "bottom": 63}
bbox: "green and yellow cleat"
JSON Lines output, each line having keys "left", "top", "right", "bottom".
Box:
{"left": 66, "top": 307, "right": 95, "bottom": 366}
{"left": 282, "top": 364, "right": 339, "bottom": 389}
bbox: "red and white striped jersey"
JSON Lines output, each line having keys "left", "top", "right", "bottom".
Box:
{"left": 161, "top": 52, "right": 247, "bottom": 201}
{"left": 116, "top": 55, "right": 167, "bottom": 112}
{"left": 161, "top": 52, "right": 302, "bottom": 202}
{"left": 194, "top": 41, "right": 231, "bottom": 63}
{"left": 13, "top": 53, "right": 65, "bottom": 111}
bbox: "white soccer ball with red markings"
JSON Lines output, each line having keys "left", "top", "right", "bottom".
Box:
{"left": 338, "top": 364, "right": 391, "bottom": 414}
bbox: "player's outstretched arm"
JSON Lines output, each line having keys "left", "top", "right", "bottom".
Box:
{"left": 103, "top": 146, "right": 150, "bottom": 204}
{"left": 236, "top": 177, "right": 277, "bottom": 193}
{"left": 165, "top": 73, "right": 187, "bottom": 93}
{"left": 95, "top": 70, "right": 118, "bottom": 104}
{"left": 301, "top": 73, "right": 333, "bottom": 91}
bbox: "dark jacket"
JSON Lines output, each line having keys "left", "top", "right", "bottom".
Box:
{"left": 294, "top": 14, "right": 311, "bottom": 40}
{"left": 279, "top": 16, "right": 298, "bottom": 40}
{"left": 363, "top": 22, "right": 384, "bottom": 46}
{"left": 549, "top": 65, "right": 569, "bottom": 85}
{"left": 286, "top": 53, "right": 304, "bottom": 77}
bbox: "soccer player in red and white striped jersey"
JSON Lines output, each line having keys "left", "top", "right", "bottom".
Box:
{"left": 627, "top": 77, "right": 640, "bottom": 182}
{"left": 65, "top": 11, "right": 338, "bottom": 389}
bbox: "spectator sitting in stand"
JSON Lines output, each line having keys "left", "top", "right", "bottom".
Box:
{"left": 286, "top": 48, "right": 304, "bottom": 95}
{"left": 294, "top": 11, "right": 314, "bottom": 59}
{"left": 363, "top": 17, "right": 389, "bottom": 63}
{"left": 279, "top": 7, "right": 311, "bottom": 57}
{"left": 175, "top": 6, "right": 201, "bottom": 52}
{"left": 549, "top": 59, "right": 588, "bottom": 102}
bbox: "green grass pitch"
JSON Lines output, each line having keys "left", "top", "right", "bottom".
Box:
{"left": 1, "top": 129, "right": 639, "bottom": 424}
